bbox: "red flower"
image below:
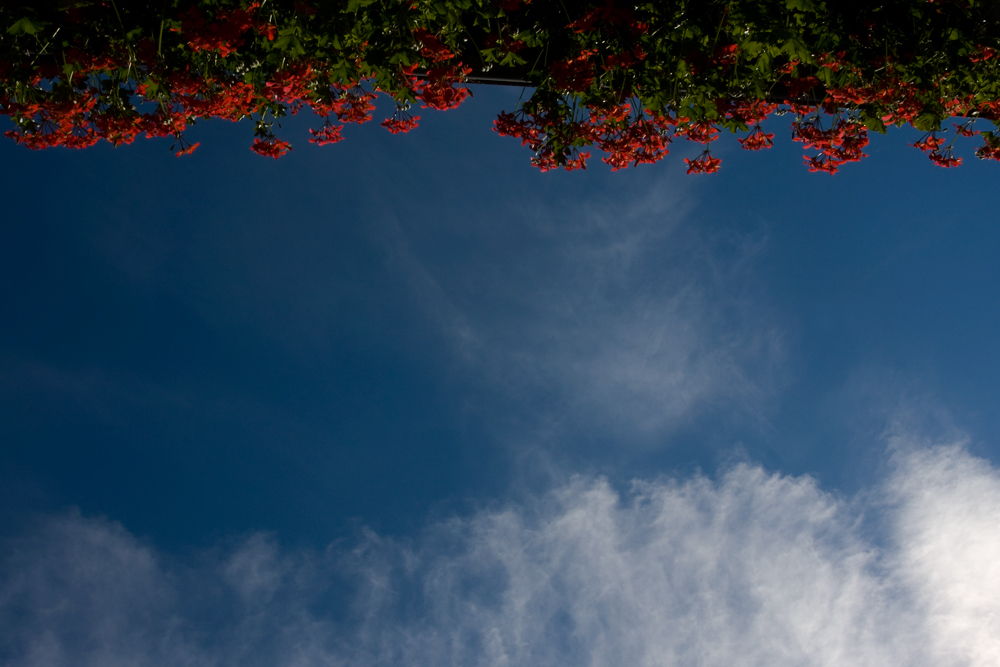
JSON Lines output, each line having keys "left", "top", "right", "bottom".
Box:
{"left": 550, "top": 50, "right": 596, "bottom": 92}
{"left": 928, "top": 147, "right": 961, "bottom": 167}
{"left": 712, "top": 43, "right": 739, "bottom": 66}
{"left": 805, "top": 155, "right": 840, "bottom": 174}
{"left": 720, "top": 99, "right": 777, "bottom": 125}
{"left": 250, "top": 137, "right": 292, "bottom": 158}
{"left": 309, "top": 120, "right": 344, "bottom": 145}
{"left": 976, "top": 144, "right": 1000, "bottom": 160}
{"left": 264, "top": 64, "right": 314, "bottom": 104}
{"left": 777, "top": 59, "right": 800, "bottom": 74}
{"left": 568, "top": 1, "right": 636, "bottom": 33}
{"left": 586, "top": 106, "right": 671, "bottom": 170}
{"left": 969, "top": 45, "right": 996, "bottom": 62}
{"left": 818, "top": 51, "right": 848, "bottom": 71}
{"left": 494, "top": 111, "right": 540, "bottom": 148}
{"left": 785, "top": 76, "right": 820, "bottom": 99}
{"left": 738, "top": 125, "right": 774, "bottom": 150}
{"left": 602, "top": 46, "right": 647, "bottom": 71}
{"left": 381, "top": 105, "right": 420, "bottom": 134}
{"left": 175, "top": 141, "right": 200, "bottom": 156}
{"left": 497, "top": 0, "right": 529, "bottom": 11}
{"left": 177, "top": 4, "right": 259, "bottom": 57}
{"left": 827, "top": 85, "right": 872, "bottom": 105}
{"left": 953, "top": 122, "right": 979, "bottom": 137}
{"left": 911, "top": 133, "right": 945, "bottom": 152}
{"left": 413, "top": 29, "right": 456, "bottom": 63}
{"left": 683, "top": 120, "right": 719, "bottom": 144}
{"left": 257, "top": 23, "right": 277, "bottom": 40}
{"left": 418, "top": 66, "right": 472, "bottom": 110}
{"left": 794, "top": 114, "right": 869, "bottom": 173}
{"left": 332, "top": 87, "right": 377, "bottom": 123}
{"left": 684, "top": 150, "right": 721, "bottom": 174}
{"left": 531, "top": 149, "right": 590, "bottom": 172}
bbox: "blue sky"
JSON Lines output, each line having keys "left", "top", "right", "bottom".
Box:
{"left": 2, "top": 86, "right": 1000, "bottom": 666}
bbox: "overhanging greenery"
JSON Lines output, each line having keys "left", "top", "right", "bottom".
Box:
{"left": 3, "top": 0, "right": 1000, "bottom": 172}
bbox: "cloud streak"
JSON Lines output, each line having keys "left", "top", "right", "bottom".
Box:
{"left": 2, "top": 442, "right": 998, "bottom": 667}
{"left": 378, "top": 175, "right": 785, "bottom": 442}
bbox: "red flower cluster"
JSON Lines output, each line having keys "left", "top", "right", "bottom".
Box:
{"left": 825, "top": 76, "right": 926, "bottom": 126}
{"left": 488, "top": 81, "right": 993, "bottom": 176}
{"left": 4, "top": 2, "right": 1000, "bottom": 176}
{"left": 722, "top": 99, "right": 777, "bottom": 126}
{"left": 568, "top": 0, "right": 647, "bottom": 37}
{"left": 589, "top": 104, "right": 673, "bottom": 170}
{"left": 381, "top": 105, "right": 420, "bottom": 134}
{"left": 792, "top": 114, "right": 869, "bottom": 174}
{"left": 681, "top": 119, "right": 720, "bottom": 144}
{"left": 494, "top": 107, "right": 586, "bottom": 172}
{"left": 305, "top": 82, "right": 378, "bottom": 145}
{"left": 0, "top": 3, "right": 483, "bottom": 159}
{"left": 912, "top": 133, "right": 945, "bottom": 152}
{"left": 496, "top": 0, "right": 530, "bottom": 12}
{"left": 684, "top": 151, "right": 722, "bottom": 174}
{"left": 3, "top": 95, "right": 100, "bottom": 149}
{"left": 333, "top": 87, "right": 377, "bottom": 124}
{"left": 603, "top": 46, "right": 647, "bottom": 71}
{"left": 678, "top": 118, "right": 721, "bottom": 174}
{"left": 264, "top": 65, "right": 315, "bottom": 107}
{"left": 712, "top": 44, "right": 739, "bottom": 67}
{"left": 494, "top": 103, "right": 674, "bottom": 172}
{"left": 483, "top": 33, "right": 526, "bottom": 55}
{"left": 929, "top": 149, "right": 962, "bottom": 168}
{"left": 912, "top": 132, "right": 962, "bottom": 167}
{"left": 818, "top": 51, "right": 849, "bottom": 72}
{"left": 785, "top": 76, "right": 821, "bottom": 99}
{"left": 0, "top": 44, "right": 472, "bottom": 157}
{"left": 174, "top": 3, "right": 262, "bottom": 57}
{"left": 550, "top": 51, "right": 596, "bottom": 93}
{"left": 308, "top": 120, "right": 344, "bottom": 145}
{"left": 969, "top": 45, "right": 997, "bottom": 62}
{"left": 738, "top": 126, "right": 774, "bottom": 150}
{"left": 975, "top": 133, "right": 1000, "bottom": 160}
{"left": 250, "top": 136, "right": 291, "bottom": 158}
{"left": 174, "top": 137, "right": 200, "bottom": 157}
{"left": 404, "top": 29, "right": 474, "bottom": 111}
{"left": 418, "top": 65, "right": 473, "bottom": 110}
{"left": 413, "top": 29, "right": 456, "bottom": 63}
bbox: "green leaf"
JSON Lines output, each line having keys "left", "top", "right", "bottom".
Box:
{"left": 739, "top": 40, "right": 764, "bottom": 57}
{"left": 863, "top": 115, "right": 887, "bottom": 133}
{"left": 914, "top": 112, "right": 942, "bottom": 132}
{"left": 345, "top": 0, "right": 377, "bottom": 11}
{"left": 786, "top": 0, "right": 817, "bottom": 12}
{"left": 7, "top": 17, "right": 47, "bottom": 36}
{"left": 780, "top": 38, "right": 811, "bottom": 61}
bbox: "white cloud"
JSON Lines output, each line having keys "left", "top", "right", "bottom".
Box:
{"left": 0, "top": 511, "right": 190, "bottom": 667}
{"left": 887, "top": 443, "right": 1000, "bottom": 666}
{"left": 0, "top": 356, "right": 191, "bottom": 425}
{"left": 377, "top": 176, "right": 785, "bottom": 440}
{"left": 3, "top": 444, "right": 999, "bottom": 667}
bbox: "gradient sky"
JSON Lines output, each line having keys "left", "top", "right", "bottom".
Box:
{"left": 2, "top": 86, "right": 1000, "bottom": 666}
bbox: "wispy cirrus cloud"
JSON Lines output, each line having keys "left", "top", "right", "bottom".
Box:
{"left": 2, "top": 441, "right": 998, "bottom": 667}
{"left": 377, "top": 175, "right": 785, "bottom": 442}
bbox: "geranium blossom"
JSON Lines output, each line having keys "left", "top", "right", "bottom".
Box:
{"left": 250, "top": 137, "right": 291, "bottom": 158}
{"left": 381, "top": 105, "right": 420, "bottom": 134}
{"left": 684, "top": 150, "right": 721, "bottom": 174}
{"left": 2, "top": 0, "right": 999, "bottom": 173}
